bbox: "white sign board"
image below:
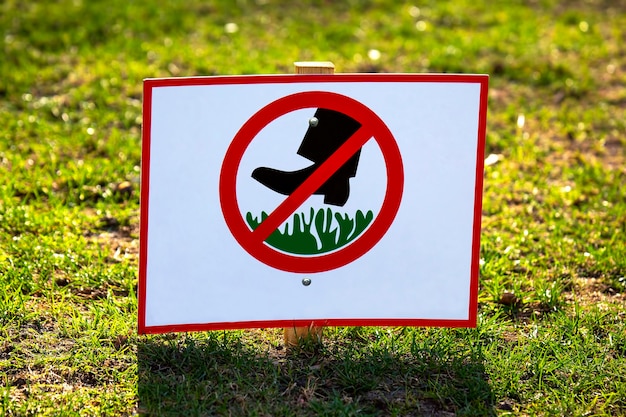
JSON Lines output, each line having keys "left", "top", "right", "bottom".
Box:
{"left": 138, "top": 74, "right": 488, "bottom": 334}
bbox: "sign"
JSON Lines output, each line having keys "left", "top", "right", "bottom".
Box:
{"left": 139, "top": 74, "right": 488, "bottom": 334}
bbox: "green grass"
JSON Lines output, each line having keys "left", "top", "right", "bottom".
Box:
{"left": 1, "top": 0, "right": 625, "bottom": 415}
{"left": 246, "top": 208, "right": 374, "bottom": 254}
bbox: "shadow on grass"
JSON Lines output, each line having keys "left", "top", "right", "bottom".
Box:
{"left": 137, "top": 330, "right": 495, "bottom": 416}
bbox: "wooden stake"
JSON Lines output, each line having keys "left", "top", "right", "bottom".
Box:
{"left": 283, "top": 61, "right": 335, "bottom": 349}
{"left": 293, "top": 61, "right": 335, "bottom": 75}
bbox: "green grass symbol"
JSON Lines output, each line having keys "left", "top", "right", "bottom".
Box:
{"left": 246, "top": 208, "right": 374, "bottom": 255}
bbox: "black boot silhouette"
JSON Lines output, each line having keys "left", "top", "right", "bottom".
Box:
{"left": 251, "top": 108, "right": 361, "bottom": 206}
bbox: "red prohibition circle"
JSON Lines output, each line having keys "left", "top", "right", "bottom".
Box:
{"left": 219, "top": 91, "right": 404, "bottom": 273}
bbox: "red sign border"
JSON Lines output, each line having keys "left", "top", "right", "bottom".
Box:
{"left": 219, "top": 91, "right": 403, "bottom": 273}
{"left": 138, "top": 73, "right": 488, "bottom": 334}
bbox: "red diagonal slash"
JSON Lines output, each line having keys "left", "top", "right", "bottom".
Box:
{"left": 251, "top": 126, "right": 373, "bottom": 242}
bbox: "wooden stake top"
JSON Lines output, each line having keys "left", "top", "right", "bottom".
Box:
{"left": 294, "top": 61, "right": 335, "bottom": 74}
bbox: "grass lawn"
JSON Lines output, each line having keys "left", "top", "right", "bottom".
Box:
{"left": 1, "top": 0, "right": 625, "bottom": 415}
